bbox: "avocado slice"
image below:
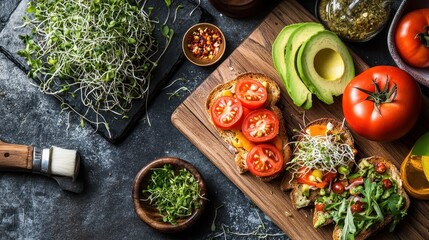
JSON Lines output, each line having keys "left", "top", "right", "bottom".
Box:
{"left": 285, "top": 22, "right": 324, "bottom": 109}
{"left": 271, "top": 23, "right": 304, "bottom": 106}
{"left": 297, "top": 30, "right": 355, "bottom": 104}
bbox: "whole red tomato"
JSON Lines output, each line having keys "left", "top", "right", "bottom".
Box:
{"left": 342, "top": 66, "right": 421, "bottom": 142}
{"left": 395, "top": 8, "right": 429, "bottom": 68}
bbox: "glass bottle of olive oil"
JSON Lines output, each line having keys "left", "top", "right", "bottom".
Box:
{"left": 401, "top": 153, "right": 429, "bottom": 199}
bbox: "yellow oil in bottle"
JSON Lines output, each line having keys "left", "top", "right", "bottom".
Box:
{"left": 401, "top": 153, "right": 429, "bottom": 199}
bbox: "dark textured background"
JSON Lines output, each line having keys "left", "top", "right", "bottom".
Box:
{"left": 0, "top": 0, "right": 406, "bottom": 239}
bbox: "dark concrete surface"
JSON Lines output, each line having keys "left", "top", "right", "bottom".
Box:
{"left": 0, "top": 0, "right": 405, "bottom": 239}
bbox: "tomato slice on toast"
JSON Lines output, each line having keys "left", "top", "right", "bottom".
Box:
{"left": 235, "top": 79, "right": 268, "bottom": 109}
{"left": 246, "top": 144, "right": 283, "bottom": 177}
{"left": 210, "top": 96, "right": 243, "bottom": 130}
{"left": 242, "top": 109, "right": 279, "bottom": 143}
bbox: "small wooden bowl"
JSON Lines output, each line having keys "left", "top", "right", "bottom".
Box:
{"left": 132, "top": 157, "right": 207, "bottom": 233}
{"left": 182, "top": 23, "right": 226, "bottom": 66}
{"left": 387, "top": 0, "right": 429, "bottom": 86}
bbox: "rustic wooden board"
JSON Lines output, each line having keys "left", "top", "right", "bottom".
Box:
{"left": 171, "top": 0, "right": 429, "bottom": 239}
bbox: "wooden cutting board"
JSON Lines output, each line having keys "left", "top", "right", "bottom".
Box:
{"left": 171, "top": 0, "right": 429, "bottom": 239}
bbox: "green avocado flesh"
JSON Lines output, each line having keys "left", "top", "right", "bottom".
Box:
{"left": 272, "top": 22, "right": 354, "bottom": 108}
{"left": 297, "top": 30, "right": 355, "bottom": 104}
{"left": 273, "top": 23, "right": 325, "bottom": 109}
{"left": 272, "top": 23, "right": 309, "bottom": 107}
{"left": 285, "top": 22, "right": 324, "bottom": 109}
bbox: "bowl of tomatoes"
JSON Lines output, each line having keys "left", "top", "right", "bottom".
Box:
{"left": 387, "top": 0, "right": 429, "bottom": 86}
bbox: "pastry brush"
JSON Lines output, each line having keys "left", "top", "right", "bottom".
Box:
{"left": 0, "top": 140, "right": 83, "bottom": 193}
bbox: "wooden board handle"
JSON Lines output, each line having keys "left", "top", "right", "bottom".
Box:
{"left": 0, "top": 140, "right": 33, "bottom": 171}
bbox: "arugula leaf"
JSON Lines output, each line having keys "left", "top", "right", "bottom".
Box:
{"left": 374, "top": 183, "right": 384, "bottom": 200}
{"left": 341, "top": 201, "right": 356, "bottom": 240}
{"left": 373, "top": 201, "right": 384, "bottom": 221}
{"left": 380, "top": 194, "right": 404, "bottom": 216}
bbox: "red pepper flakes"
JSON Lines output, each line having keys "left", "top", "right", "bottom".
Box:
{"left": 187, "top": 27, "right": 223, "bottom": 60}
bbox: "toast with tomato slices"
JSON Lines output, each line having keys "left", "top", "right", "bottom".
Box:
{"left": 205, "top": 72, "right": 291, "bottom": 182}
{"left": 280, "top": 118, "right": 356, "bottom": 209}
{"left": 313, "top": 156, "right": 410, "bottom": 240}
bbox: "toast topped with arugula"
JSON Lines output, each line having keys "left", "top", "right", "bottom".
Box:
{"left": 314, "top": 156, "right": 410, "bottom": 240}
{"left": 205, "top": 72, "right": 291, "bottom": 181}
{"left": 281, "top": 118, "right": 357, "bottom": 209}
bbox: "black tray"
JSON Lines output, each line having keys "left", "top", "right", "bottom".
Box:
{"left": 0, "top": 0, "right": 211, "bottom": 144}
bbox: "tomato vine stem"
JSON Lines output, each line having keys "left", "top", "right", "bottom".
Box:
{"left": 417, "top": 25, "right": 429, "bottom": 47}
{"left": 354, "top": 76, "right": 398, "bottom": 115}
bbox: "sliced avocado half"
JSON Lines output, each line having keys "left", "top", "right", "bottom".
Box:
{"left": 285, "top": 22, "right": 324, "bottom": 109}
{"left": 272, "top": 23, "right": 306, "bottom": 106}
{"left": 297, "top": 30, "right": 355, "bottom": 104}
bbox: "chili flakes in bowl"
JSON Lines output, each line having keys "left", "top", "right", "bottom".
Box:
{"left": 182, "top": 23, "right": 226, "bottom": 66}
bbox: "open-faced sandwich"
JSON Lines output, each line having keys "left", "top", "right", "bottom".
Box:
{"left": 205, "top": 72, "right": 291, "bottom": 181}
{"left": 313, "top": 156, "right": 410, "bottom": 240}
{"left": 281, "top": 118, "right": 357, "bottom": 209}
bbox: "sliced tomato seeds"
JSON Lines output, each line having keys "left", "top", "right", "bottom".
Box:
{"left": 214, "top": 98, "right": 240, "bottom": 123}
{"left": 252, "top": 148, "right": 278, "bottom": 171}
{"left": 235, "top": 79, "right": 268, "bottom": 109}
{"left": 248, "top": 113, "right": 275, "bottom": 138}
{"left": 242, "top": 109, "right": 279, "bottom": 143}
{"left": 242, "top": 83, "right": 265, "bottom": 101}
{"left": 246, "top": 144, "right": 284, "bottom": 177}
{"left": 210, "top": 96, "right": 243, "bottom": 130}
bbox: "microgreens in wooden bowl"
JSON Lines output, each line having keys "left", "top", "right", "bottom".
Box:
{"left": 182, "top": 23, "right": 226, "bottom": 66}
{"left": 132, "top": 157, "right": 207, "bottom": 232}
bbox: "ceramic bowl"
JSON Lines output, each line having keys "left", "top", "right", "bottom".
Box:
{"left": 132, "top": 157, "right": 207, "bottom": 233}
{"left": 387, "top": 0, "right": 429, "bottom": 86}
{"left": 182, "top": 23, "right": 226, "bottom": 66}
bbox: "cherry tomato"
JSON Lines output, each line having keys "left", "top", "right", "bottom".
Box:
{"left": 375, "top": 162, "right": 386, "bottom": 174}
{"left": 382, "top": 179, "right": 393, "bottom": 189}
{"left": 395, "top": 8, "right": 429, "bottom": 68}
{"left": 235, "top": 79, "right": 268, "bottom": 109}
{"left": 246, "top": 144, "right": 284, "bottom": 177}
{"left": 323, "top": 172, "right": 338, "bottom": 182}
{"left": 332, "top": 182, "right": 345, "bottom": 194}
{"left": 315, "top": 203, "right": 325, "bottom": 212}
{"left": 242, "top": 109, "right": 279, "bottom": 143}
{"left": 342, "top": 66, "right": 421, "bottom": 141}
{"left": 351, "top": 201, "right": 366, "bottom": 214}
{"left": 210, "top": 96, "right": 243, "bottom": 130}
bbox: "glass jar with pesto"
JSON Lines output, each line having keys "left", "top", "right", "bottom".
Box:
{"left": 317, "top": 0, "right": 392, "bottom": 42}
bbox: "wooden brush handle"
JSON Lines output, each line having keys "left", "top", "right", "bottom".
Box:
{"left": 0, "top": 140, "right": 33, "bottom": 171}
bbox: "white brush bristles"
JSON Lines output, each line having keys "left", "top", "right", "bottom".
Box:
{"left": 50, "top": 146, "right": 78, "bottom": 178}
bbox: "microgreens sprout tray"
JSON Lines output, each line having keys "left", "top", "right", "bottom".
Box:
{"left": 0, "top": 0, "right": 210, "bottom": 143}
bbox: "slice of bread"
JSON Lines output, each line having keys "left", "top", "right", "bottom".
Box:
{"left": 280, "top": 118, "right": 356, "bottom": 209}
{"left": 205, "top": 72, "right": 291, "bottom": 181}
{"left": 331, "top": 156, "right": 410, "bottom": 240}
